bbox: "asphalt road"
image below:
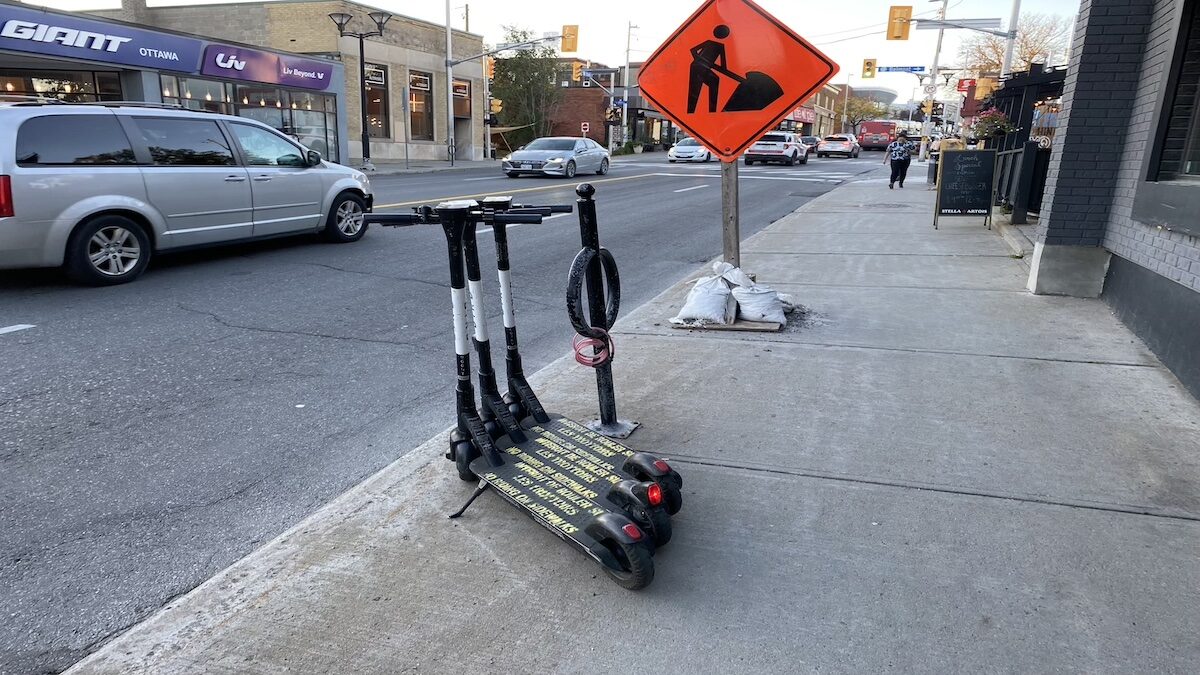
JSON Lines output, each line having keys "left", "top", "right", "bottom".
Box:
{"left": 0, "top": 153, "right": 882, "bottom": 673}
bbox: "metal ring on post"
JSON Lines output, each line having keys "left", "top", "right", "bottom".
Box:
{"left": 566, "top": 246, "right": 621, "bottom": 340}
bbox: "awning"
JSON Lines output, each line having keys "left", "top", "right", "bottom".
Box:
{"left": 489, "top": 124, "right": 535, "bottom": 134}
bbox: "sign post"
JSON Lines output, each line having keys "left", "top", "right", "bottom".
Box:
{"left": 581, "top": 121, "right": 590, "bottom": 136}
{"left": 638, "top": 0, "right": 838, "bottom": 265}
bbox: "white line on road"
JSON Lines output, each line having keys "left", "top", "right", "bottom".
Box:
{"left": 673, "top": 185, "right": 709, "bottom": 193}
{"left": 462, "top": 176, "right": 500, "bottom": 182}
{"left": 652, "top": 173, "right": 838, "bottom": 183}
{"left": 0, "top": 324, "right": 35, "bottom": 335}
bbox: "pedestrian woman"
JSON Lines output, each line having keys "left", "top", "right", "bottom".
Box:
{"left": 884, "top": 131, "right": 916, "bottom": 189}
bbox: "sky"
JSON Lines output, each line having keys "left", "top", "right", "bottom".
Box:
{"left": 23, "top": 0, "right": 1082, "bottom": 102}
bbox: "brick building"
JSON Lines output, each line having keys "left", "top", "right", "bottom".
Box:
{"left": 1028, "top": 0, "right": 1200, "bottom": 397}
{"left": 549, "top": 87, "right": 610, "bottom": 147}
{"left": 95, "top": 0, "right": 487, "bottom": 163}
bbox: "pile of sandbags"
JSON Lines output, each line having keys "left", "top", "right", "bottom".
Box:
{"left": 670, "top": 262, "right": 796, "bottom": 327}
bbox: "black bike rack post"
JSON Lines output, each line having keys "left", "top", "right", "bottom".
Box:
{"left": 572, "top": 184, "right": 637, "bottom": 439}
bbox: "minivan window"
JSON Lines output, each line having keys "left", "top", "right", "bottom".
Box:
{"left": 16, "top": 115, "right": 135, "bottom": 166}
{"left": 132, "top": 117, "right": 235, "bottom": 166}
{"left": 228, "top": 124, "right": 306, "bottom": 167}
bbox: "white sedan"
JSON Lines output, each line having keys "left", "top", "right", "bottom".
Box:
{"left": 668, "top": 138, "right": 715, "bottom": 163}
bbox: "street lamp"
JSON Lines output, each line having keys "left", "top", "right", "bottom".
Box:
{"left": 330, "top": 10, "right": 392, "bottom": 171}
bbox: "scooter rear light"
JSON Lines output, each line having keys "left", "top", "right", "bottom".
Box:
{"left": 622, "top": 523, "right": 643, "bottom": 540}
{"left": 0, "top": 176, "right": 12, "bottom": 218}
{"left": 653, "top": 459, "right": 671, "bottom": 473}
{"left": 647, "top": 483, "right": 663, "bottom": 506}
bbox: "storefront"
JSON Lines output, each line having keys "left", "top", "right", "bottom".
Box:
{"left": 0, "top": 3, "right": 348, "bottom": 163}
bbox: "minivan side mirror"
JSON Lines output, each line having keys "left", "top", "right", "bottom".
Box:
{"left": 306, "top": 149, "right": 322, "bottom": 167}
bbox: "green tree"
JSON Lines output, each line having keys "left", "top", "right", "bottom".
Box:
{"left": 491, "top": 27, "right": 562, "bottom": 148}
{"left": 841, "top": 96, "right": 887, "bottom": 134}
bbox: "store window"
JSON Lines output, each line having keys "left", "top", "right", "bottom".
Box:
{"left": 161, "top": 75, "right": 233, "bottom": 114}
{"left": 16, "top": 115, "right": 135, "bottom": 165}
{"left": 1, "top": 69, "right": 122, "bottom": 102}
{"left": 365, "top": 64, "right": 390, "bottom": 138}
{"left": 453, "top": 79, "right": 471, "bottom": 119}
{"left": 130, "top": 118, "right": 236, "bottom": 166}
{"left": 410, "top": 71, "right": 434, "bottom": 141}
{"left": 1156, "top": 1, "right": 1200, "bottom": 180}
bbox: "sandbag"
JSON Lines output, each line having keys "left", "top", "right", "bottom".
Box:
{"left": 732, "top": 285, "right": 786, "bottom": 324}
{"left": 671, "top": 275, "right": 736, "bottom": 325}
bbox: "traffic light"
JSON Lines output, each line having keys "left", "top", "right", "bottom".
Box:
{"left": 490, "top": 98, "right": 503, "bottom": 114}
{"left": 921, "top": 100, "right": 934, "bottom": 114}
{"left": 561, "top": 25, "right": 579, "bottom": 53}
{"left": 932, "top": 102, "right": 944, "bottom": 115}
{"left": 887, "top": 6, "right": 913, "bottom": 41}
{"left": 571, "top": 62, "right": 583, "bottom": 82}
{"left": 862, "top": 59, "right": 877, "bottom": 79}
{"left": 485, "top": 56, "right": 494, "bottom": 80}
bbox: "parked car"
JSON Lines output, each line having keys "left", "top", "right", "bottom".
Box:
{"left": 744, "top": 132, "right": 807, "bottom": 166}
{"left": 799, "top": 135, "right": 821, "bottom": 157}
{"left": 503, "top": 137, "right": 610, "bottom": 178}
{"left": 0, "top": 101, "right": 373, "bottom": 285}
{"left": 816, "top": 134, "right": 861, "bottom": 158}
{"left": 667, "top": 137, "right": 715, "bottom": 162}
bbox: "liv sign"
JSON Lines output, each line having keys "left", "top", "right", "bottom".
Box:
{"left": 201, "top": 45, "right": 333, "bottom": 90}
{"left": 0, "top": 4, "right": 201, "bottom": 71}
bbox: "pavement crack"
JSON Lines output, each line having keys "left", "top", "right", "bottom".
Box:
{"left": 177, "top": 304, "right": 430, "bottom": 350}
{"left": 298, "top": 262, "right": 449, "bottom": 291}
{"left": 670, "top": 455, "right": 1200, "bottom": 524}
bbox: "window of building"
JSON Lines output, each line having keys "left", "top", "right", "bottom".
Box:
{"left": 409, "top": 71, "right": 434, "bottom": 141}
{"left": 228, "top": 123, "right": 307, "bottom": 167}
{"left": 364, "top": 64, "right": 390, "bottom": 138}
{"left": 15, "top": 115, "right": 135, "bottom": 165}
{"left": 1156, "top": 2, "right": 1200, "bottom": 180}
{"left": 1, "top": 69, "right": 122, "bottom": 102}
{"left": 130, "top": 118, "right": 236, "bottom": 166}
{"left": 453, "top": 79, "right": 471, "bottom": 119}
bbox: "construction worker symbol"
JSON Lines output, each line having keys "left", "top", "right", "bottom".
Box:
{"left": 687, "top": 24, "right": 784, "bottom": 113}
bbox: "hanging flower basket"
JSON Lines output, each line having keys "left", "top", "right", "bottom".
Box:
{"left": 971, "top": 107, "right": 1017, "bottom": 138}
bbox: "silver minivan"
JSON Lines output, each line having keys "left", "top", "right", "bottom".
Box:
{"left": 0, "top": 100, "right": 373, "bottom": 284}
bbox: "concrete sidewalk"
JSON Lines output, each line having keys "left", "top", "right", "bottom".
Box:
{"left": 69, "top": 169, "right": 1200, "bottom": 673}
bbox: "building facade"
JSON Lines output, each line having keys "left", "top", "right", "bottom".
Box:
{"left": 1029, "top": 0, "right": 1200, "bottom": 398}
{"left": 95, "top": 0, "right": 486, "bottom": 163}
{"left": 0, "top": 0, "right": 348, "bottom": 162}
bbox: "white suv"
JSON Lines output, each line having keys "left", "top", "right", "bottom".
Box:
{"left": 744, "top": 132, "right": 807, "bottom": 166}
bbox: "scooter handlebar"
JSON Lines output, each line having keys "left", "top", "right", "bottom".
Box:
{"left": 492, "top": 213, "right": 545, "bottom": 225}
{"left": 511, "top": 203, "right": 574, "bottom": 214}
{"left": 364, "top": 213, "right": 426, "bottom": 227}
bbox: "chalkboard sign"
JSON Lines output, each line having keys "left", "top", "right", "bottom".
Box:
{"left": 935, "top": 150, "right": 997, "bottom": 229}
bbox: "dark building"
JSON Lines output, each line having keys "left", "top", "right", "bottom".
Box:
{"left": 1029, "top": 0, "right": 1200, "bottom": 398}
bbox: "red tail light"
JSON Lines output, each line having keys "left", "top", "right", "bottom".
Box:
{"left": 647, "top": 483, "right": 663, "bottom": 506}
{"left": 653, "top": 459, "right": 671, "bottom": 472}
{"left": 0, "top": 176, "right": 12, "bottom": 218}
{"left": 622, "top": 523, "right": 643, "bottom": 540}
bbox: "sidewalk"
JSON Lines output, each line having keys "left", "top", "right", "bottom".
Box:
{"left": 69, "top": 169, "right": 1200, "bottom": 673}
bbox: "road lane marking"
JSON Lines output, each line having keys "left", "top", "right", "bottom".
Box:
{"left": 373, "top": 172, "right": 660, "bottom": 209}
{"left": 462, "top": 176, "right": 500, "bottom": 181}
{"left": 673, "top": 185, "right": 709, "bottom": 193}
{"left": 0, "top": 324, "right": 35, "bottom": 335}
{"left": 651, "top": 172, "right": 839, "bottom": 183}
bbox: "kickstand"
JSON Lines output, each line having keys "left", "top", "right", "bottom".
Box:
{"left": 448, "top": 480, "right": 490, "bottom": 519}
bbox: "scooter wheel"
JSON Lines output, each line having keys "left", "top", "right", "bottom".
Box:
{"left": 603, "top": 539, "right": 655, "bottom": 590}
{"left": 636, "top": 506, "right": 672, "bottom": 548}
{"left": 661, "top": 482, "right": 683, "bottom": 516}
{"left": 452, "top": 440, "right": 478, "bottom": 482}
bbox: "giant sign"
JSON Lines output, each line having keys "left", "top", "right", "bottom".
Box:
{"left": 200, "top": 45, "right": 333, "bottom": 90}
{"left": 0, "top": 3, "right": 202, "bottom": 72}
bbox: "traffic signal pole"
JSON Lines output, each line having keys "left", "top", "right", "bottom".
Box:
{"left": 919, "top": 0, "right": 950, "bottom": 162}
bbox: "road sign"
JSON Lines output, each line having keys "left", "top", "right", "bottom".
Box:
{"left": 956, "top": 78, "right": 976, "bottom": 93}
{"left": 581, "top": 122, "right": 590, "bottom": 134}
{"left": 878, "top": 66, "right": 926, "bottom": 73}
{"left": 637, "top": 0, "right": 838, "bottom": 161}
{"left": 923, "top": 84, "right": 938, "bottom": 95}
{"left": 614, "top": 98, "right": 626, "bottom": 106}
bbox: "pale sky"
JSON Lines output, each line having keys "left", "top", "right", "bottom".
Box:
{"left": 22, "top": 0, "right": 1082, "bottom": 101}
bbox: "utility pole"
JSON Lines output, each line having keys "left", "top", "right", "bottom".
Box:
{"left": 1001, "top": 0, "right": 1021, "bottom": 77}
{"left": 841, "top": 74, "right": 853, "bottom": 134}
{"left": 919, "top": 0, "right": 950, "bottom": 162}
{"left": 621, "top": 22, "right": 636, "bottom": 146}
{"left": 445, "top": 0, "right": 455, "bottom": 165}
{"left": 463, "top": 4, "right": 469, "bottom": 33}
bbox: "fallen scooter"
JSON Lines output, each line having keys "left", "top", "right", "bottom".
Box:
{"left": 365, "top": 191, "right": 682, "bottom": 589}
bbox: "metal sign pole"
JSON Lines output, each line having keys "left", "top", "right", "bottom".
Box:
{"left": 721, "top": 160, "right": 740, "bottom": 266}
{"left": 402, "top": 85, "right": 411, "bottom": 171}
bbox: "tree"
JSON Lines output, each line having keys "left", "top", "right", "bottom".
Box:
{"left": 490, "top": 27, "right": 562, "bottom": 148}
{"left": 958, "top": 13, "right": 1072, "bottom": 76}
{"left": 842, "top": 96, "right": 887, "bottom": 134}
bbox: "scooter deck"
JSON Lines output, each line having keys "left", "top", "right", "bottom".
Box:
{"left": 468, "top": 415, "right": 640, "bottom": 563}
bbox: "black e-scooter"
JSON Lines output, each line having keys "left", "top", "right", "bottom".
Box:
{"left": 367, "top": 194, "right": 682, "bottom": 589}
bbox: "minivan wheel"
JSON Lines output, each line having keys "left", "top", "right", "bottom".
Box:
{"left": 65, "top": 215, "right": 151, "bottom": 285}
{"left": 323, "top": 192, "right": 368, "bottom": 243}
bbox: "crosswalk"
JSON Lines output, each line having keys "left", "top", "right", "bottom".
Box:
{"left": 610, "top": 158, "right": 871, "bottom": 184}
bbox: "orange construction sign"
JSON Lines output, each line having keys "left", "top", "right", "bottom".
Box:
{"left": 638, "top": 0, "right": 839, "bottom": 162}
